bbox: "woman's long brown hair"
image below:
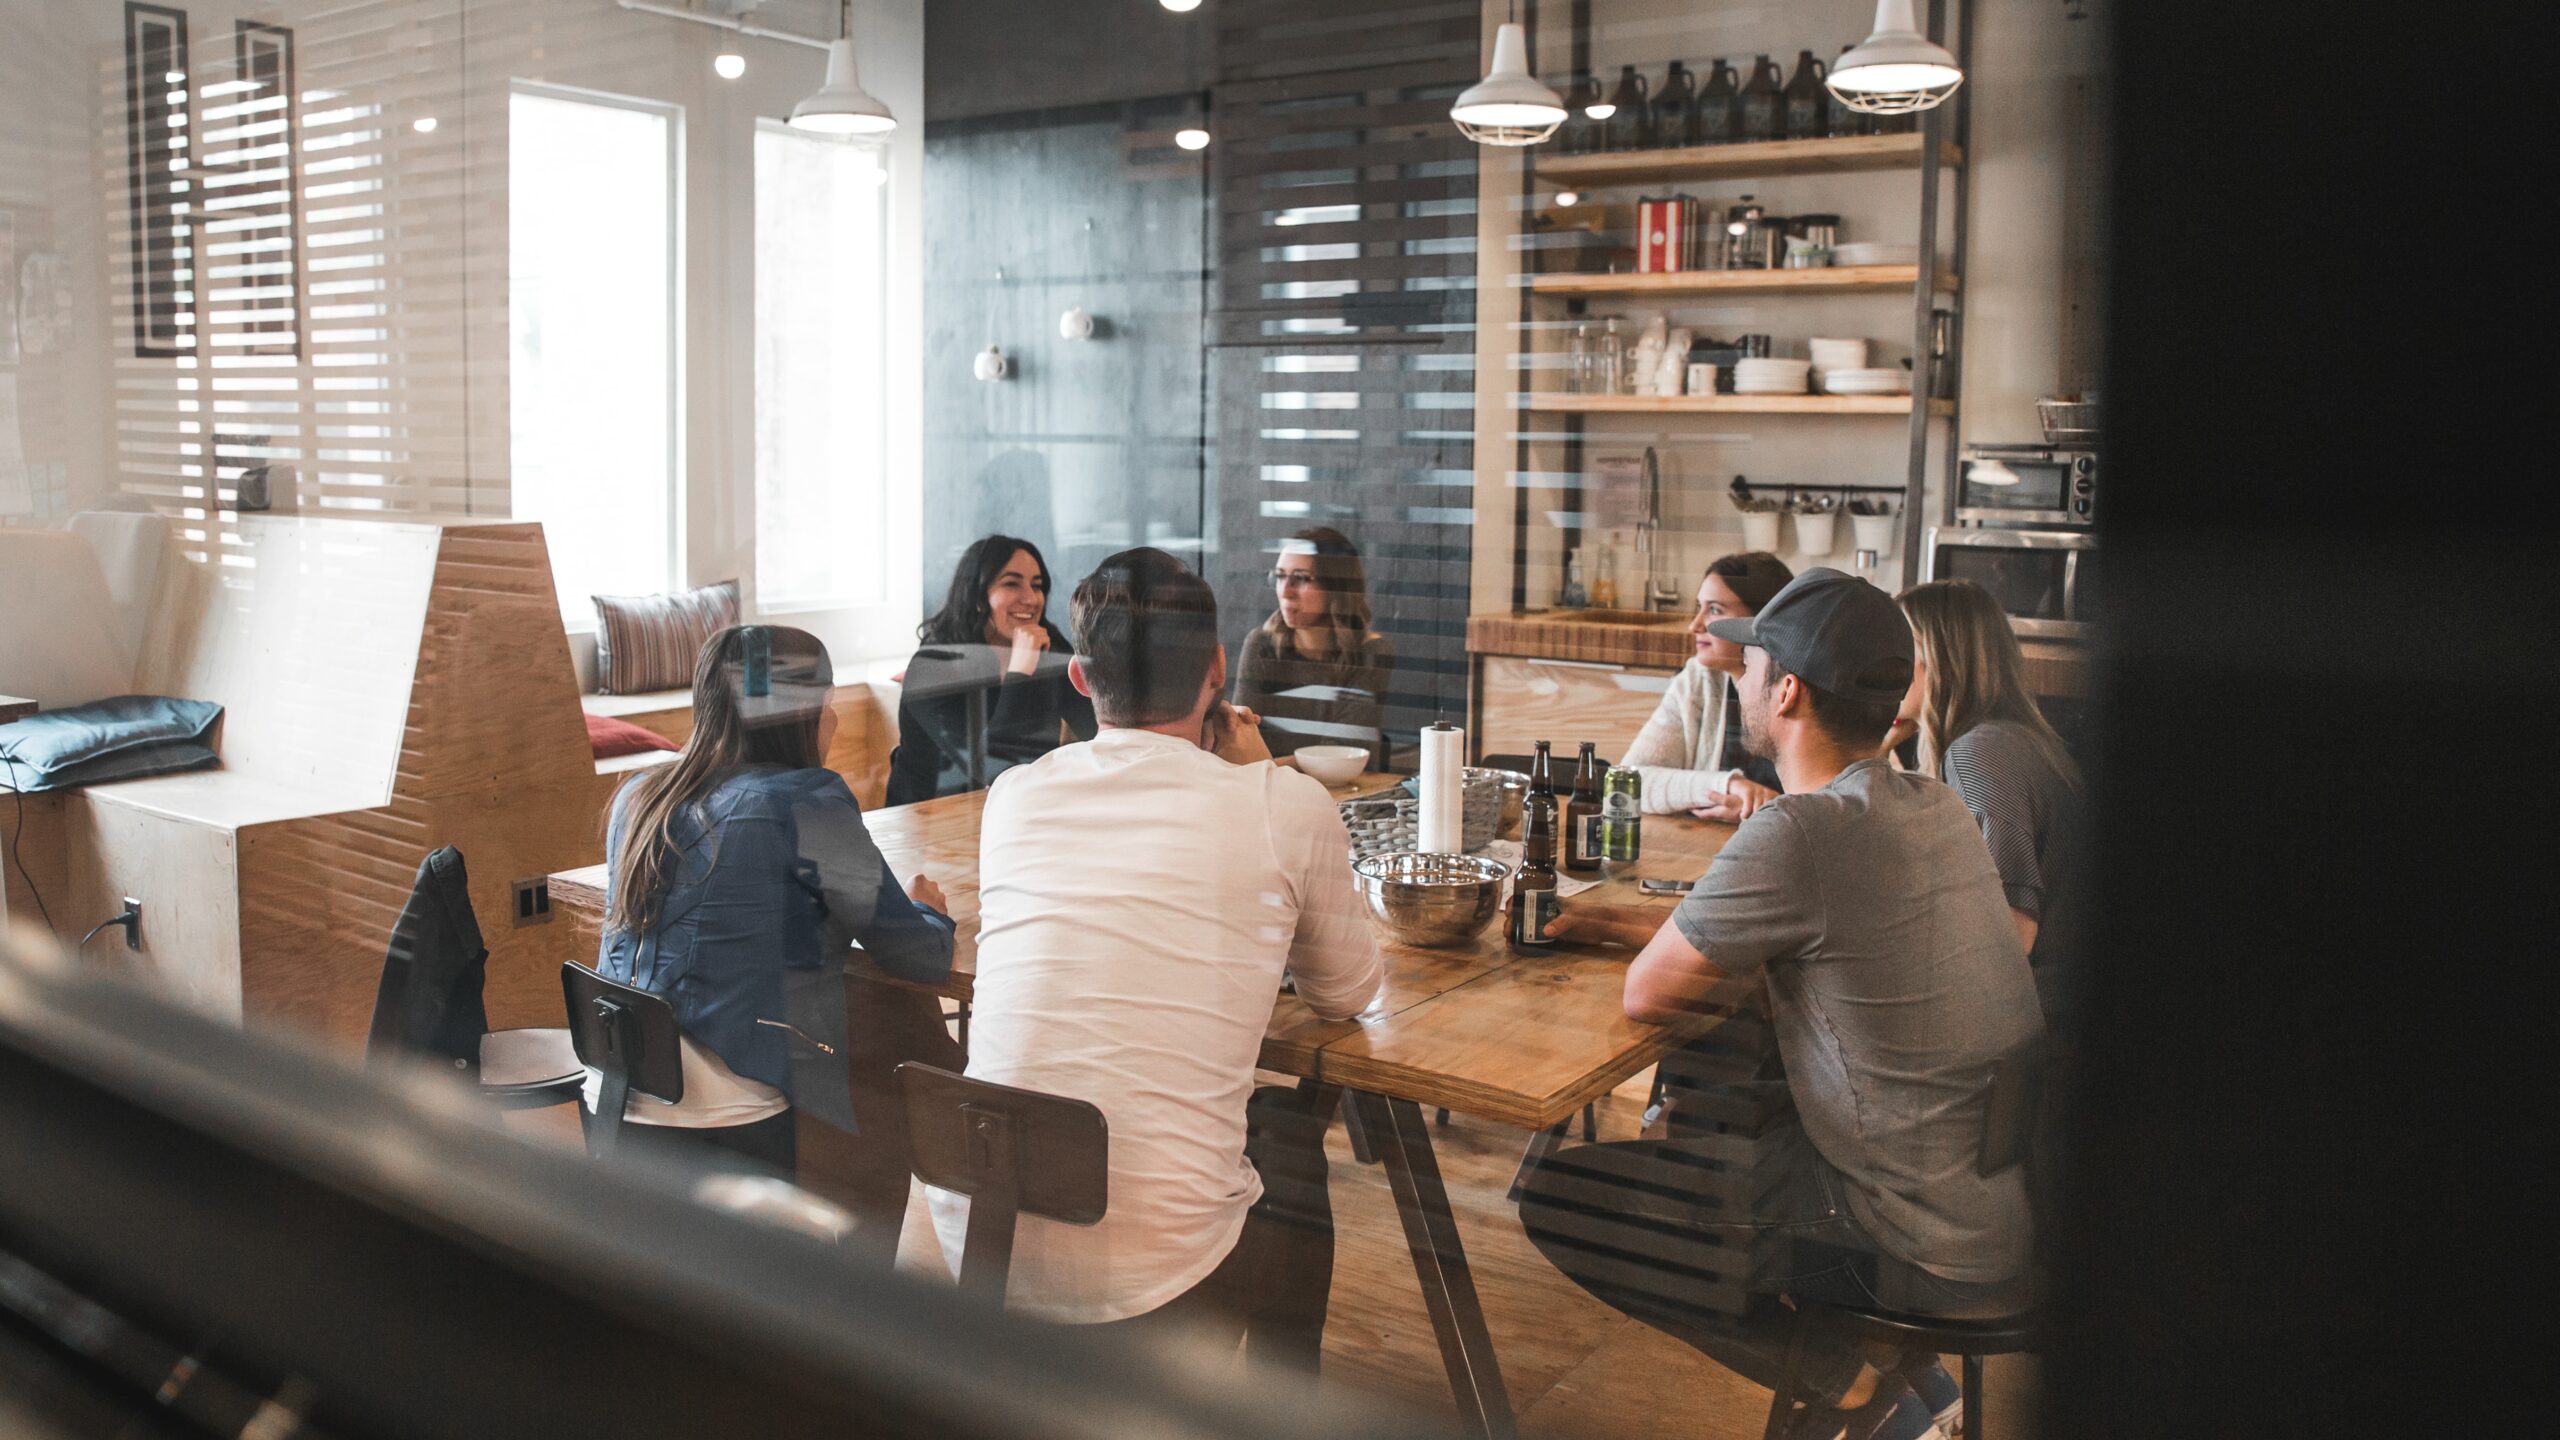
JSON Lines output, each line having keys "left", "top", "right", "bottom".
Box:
{"left": 1896, "top": 580, "right": 2081, "bottom": 789}
{"left": 1263, "top": 526, "right": 1376, "bottom": 660}
{"left": 604, "top": 624, "right": 831, "bottom": 936}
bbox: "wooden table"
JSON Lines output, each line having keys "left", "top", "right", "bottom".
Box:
{"left": 550, "top": 776, "right": 1739, "bottom": 1439}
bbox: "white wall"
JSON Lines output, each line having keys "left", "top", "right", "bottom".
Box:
{"left": 0, "top": 0, "right": 926, "bottom": 667}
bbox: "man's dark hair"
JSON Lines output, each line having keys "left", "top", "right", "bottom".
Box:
{"left": 1070, "top": 547, "right": 1220, "bottom": 726}
{"left": 1768, "top": 657, "right": 1903, "bottom": 748}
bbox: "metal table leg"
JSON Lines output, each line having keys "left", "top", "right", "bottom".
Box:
{"left": 1349, "top": 1090, "right": 1517, "bottom": 1440}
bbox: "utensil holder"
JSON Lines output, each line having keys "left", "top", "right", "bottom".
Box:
{"left": 1850, "top": 512, "right": 1896, "bottom": 556}
{"left": 1740, "top": 510, "right": 1783, "bottom": 552}
{"left": 1792, "top": 511, "right": 1838, "bottom": 556}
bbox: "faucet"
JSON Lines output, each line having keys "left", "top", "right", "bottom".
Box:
{"left": 1635, "top": 446, "right": 1681, "bottom": 612}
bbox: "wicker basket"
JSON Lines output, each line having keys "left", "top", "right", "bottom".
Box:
{"left": 2036, "top": 397, "right": 2100, "bottom": 446}
{"left": 1340, "top": 769, "right": 1505, "bottom": 860}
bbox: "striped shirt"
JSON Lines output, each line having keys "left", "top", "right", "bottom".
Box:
{"left": 1941, "top": 720, "right": 2082, "bottom": 968}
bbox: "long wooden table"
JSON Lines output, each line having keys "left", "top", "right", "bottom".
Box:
{"left": 549, "top": 778, "right": 1740, "bottom": 1439}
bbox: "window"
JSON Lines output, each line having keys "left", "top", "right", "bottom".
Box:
{"left": 753, "top": 121, "right": 888, "bottom": 610}
{"left": 508, "top": 86, "right": 680, "bottom": 621}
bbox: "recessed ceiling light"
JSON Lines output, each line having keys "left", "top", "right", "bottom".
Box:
{"left": 1161, "top": 0, "right": 1203, "bottom": 11}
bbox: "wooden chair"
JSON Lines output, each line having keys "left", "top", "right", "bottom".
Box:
{"left": 1759, "top": 1035, "right": 2063, "bottom": 1440}
{"left": 366, "top": 847, "right": 581, "bottom": 1111}
{"left": 562, "top": 962, "right": 685, "bottom": 1159}
{"left": 896, "top": 1062, "right": 1107, "bottom": 1305}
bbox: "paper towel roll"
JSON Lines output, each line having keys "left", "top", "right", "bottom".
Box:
{"left": 1418, "top": 723, "right": 1466, "bottom": 854}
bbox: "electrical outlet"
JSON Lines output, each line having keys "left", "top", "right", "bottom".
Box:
{"left": 512, "top": 876, "right": 552, "bottom": 928}
{"left": 120, "top": 897, "right": 142, "bottom": 951}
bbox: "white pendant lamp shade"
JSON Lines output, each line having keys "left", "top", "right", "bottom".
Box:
{"left": 1451, "top": 22, "right": 1565, "bottom": 147}
{"left": 1826, "top": 0, "right": 1964, "bottom": 114}
{"left": 790, "top": 37, "right": 897, "bottom": 134}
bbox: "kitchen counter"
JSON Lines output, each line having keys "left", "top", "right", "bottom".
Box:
{"left": 1470, "top": 611, "right": 2092, "bottom": 699}
{"left": 1465, "top": 609, "right": 1692, "bottom": 670}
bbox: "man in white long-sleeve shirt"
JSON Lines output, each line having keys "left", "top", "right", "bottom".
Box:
{"left": 930, "top": 545, "right": 1383, "bottom": 1371}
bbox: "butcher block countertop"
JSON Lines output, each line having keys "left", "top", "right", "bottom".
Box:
{"left": 1466, "top": 609, "right": 1691, "bottom": 669}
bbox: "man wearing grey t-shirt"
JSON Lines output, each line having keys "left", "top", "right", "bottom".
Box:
{"left": 1521, "top": 569, "right": 2043, "bottom": 1440}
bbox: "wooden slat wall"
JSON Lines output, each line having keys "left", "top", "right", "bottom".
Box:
{"left": 1210, "top": 0, "right": 1481, "bottom": 756}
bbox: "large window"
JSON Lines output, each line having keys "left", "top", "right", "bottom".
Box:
{"left": 509, "top": 86, "right": 680, "bottom": 620}
{"left": 753, "top": 121, "right": 888, "bottom": 610}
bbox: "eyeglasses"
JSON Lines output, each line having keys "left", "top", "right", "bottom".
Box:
{"left": 1270, "top": 570, "right": 1320, "bottom": 588}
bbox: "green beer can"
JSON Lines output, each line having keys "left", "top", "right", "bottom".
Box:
{"left": 1601, "top": 766, "right": 1642, "bottom": 862}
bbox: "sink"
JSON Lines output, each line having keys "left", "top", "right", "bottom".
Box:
{"left": 1533, "top": 608, "right": 1686, "bottom": 627}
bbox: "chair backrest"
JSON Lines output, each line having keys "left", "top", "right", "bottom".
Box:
{"left": 897, "top": 1062, "right": 1106, "bottom": 1304}
{"left": 562, "top": 962, "right": 685, "bottom": 1106}
{"left": 365, "top": 847, "right": 489, "bottom": 1073}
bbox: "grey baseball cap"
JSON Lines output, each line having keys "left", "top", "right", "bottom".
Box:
{"left": 1704, "top": 567, "right": 1914, "bottom": 705}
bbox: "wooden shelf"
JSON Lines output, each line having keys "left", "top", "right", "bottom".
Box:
{"left": 1526, "top": 264, "right": 1952, "bottom": 298}
{"left": 1521, "top": 392, "right": 1950, "bottom": 417}
{"left": 1535, "top": 132, "right": 1962, "bottom": 186}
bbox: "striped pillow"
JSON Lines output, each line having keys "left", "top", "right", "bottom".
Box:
{"left": 591, "top": 580, "right": 739, "bottom": 695}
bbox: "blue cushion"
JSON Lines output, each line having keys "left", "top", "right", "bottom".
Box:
{"left": 0, "top": 696, "right": 224, "bottom": 793}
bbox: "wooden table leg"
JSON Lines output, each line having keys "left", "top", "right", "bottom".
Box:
{"left": 1349, "top": 1089, "right": 1518, "bottom": 1440}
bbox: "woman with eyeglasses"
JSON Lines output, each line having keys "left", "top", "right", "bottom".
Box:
{"left": 1233, "top": 527, "right": 1396, "bottom": 761}
{"left": 886, "top": 535, "right": 1099, "bottom": 807}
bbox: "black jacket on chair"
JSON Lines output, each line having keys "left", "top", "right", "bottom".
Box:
{"left": 367, "top": 846, "right": 490, "bottom": 1078}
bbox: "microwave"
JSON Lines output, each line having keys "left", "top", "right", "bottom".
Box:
{"left": 1924, "top": 528, "right": 2103, "bottom": 640}
{"left": 1957, "top": 444, "right": 2098, "bottom": 528}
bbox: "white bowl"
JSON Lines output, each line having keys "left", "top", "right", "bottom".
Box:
{"left": 1296, "top": 745, "right": 1370, "bottom": 786}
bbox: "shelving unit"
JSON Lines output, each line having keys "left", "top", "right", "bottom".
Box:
{"left": 1535, "top": 131, "right": 1963, "bottom": 185}
{"left": 1508, "top": 33, "right": 1977, "bottom": 593}
{"left": 1527, "top": 264, "right": 1954, "bottom": 298}
{"left": 1524, "top": 393, "right": 1947, "bottom": 417}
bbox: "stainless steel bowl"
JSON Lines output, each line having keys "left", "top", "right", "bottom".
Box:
{"left": 1351, "top": 852, "right": 1510, "bottom": 948}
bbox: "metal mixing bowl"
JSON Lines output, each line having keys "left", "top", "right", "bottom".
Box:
{"left": 1351, "top": 852, "right": 1510, "bottom": 948}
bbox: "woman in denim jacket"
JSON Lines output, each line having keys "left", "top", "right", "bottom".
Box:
{"left": 596, "top": 625, "right": 953, "bottom": 1200}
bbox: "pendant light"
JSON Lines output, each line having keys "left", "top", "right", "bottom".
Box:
{"left": 1451, "top": 14, "right": 1565, "bottom": 147}
{"left": 791, "top": 0, "right": 897, "bottom": 135}
{"left": 1825, "top": 0, "right": 1963, "bottom": 115}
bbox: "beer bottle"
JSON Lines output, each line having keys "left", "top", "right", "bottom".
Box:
{"left": 1511, "top": 778, "right": 1561, "bottom": 949}
{"left": 1562, "top": 741, "right": 1602, "bottom": 875}
{"left": 1527, "top": 740, "right": 1555, "bottom": 809}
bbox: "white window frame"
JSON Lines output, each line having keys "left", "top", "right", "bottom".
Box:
{"left": 507, "top": 80, "right": 686, "bottom": 629}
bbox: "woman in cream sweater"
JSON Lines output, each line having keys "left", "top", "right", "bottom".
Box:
{"left": 1618, "top": 551, "right": 1792, "bottom": 819}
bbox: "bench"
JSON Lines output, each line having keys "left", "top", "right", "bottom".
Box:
{"left": 579, "top": 680, "right": 902, "bottom": 809}
{"left": 2, "top": 515, "right": 604, "bottom": 1043}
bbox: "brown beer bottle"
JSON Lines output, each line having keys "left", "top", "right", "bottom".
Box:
{"left": 1511, "top": 776, "right": 1561, "bottom": 949}
{"left": 1562, "top": 741, "right": 1602, "bottom": 875}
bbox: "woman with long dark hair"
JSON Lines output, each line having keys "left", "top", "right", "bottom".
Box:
{"left": 1894, "top": 578, "right": 2086, "bottom": 1014}
{"left": 1232, "top": 527, "right": 1396, "bottom": 760}
{"left": 1619, "top": 550, "right": 1793, "bottom": 820}
{"left": 885, "top": 535, "right": 1098, "bottom": 806}
{"left": 597, "top": 625, "right": 954, "bottom": 1188}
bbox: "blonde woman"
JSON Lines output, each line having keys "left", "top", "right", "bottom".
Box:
{"left": 1895, "top": 580, "right": 2085, "bottom": 999}
{"left": 1620, "top": 551, "right": 1792, "bottom": 819}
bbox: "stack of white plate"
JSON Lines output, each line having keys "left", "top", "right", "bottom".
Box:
{"left": 1831, "top": 242, "right": 1918, "bottom": 268}
{"left": 1821, "top": 367, "right": 1911, "bottom": 395}
{"left": 1733, "top": 357, "right": 1813, "bottom": 395}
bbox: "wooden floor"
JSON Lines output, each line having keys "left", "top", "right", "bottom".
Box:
{"left": 886, "top": 1067, "right": 2041, "bottom": 1439}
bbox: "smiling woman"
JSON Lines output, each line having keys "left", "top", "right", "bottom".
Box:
{"left": 884, "top": 535, "right": 1099, "bottom": 806}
